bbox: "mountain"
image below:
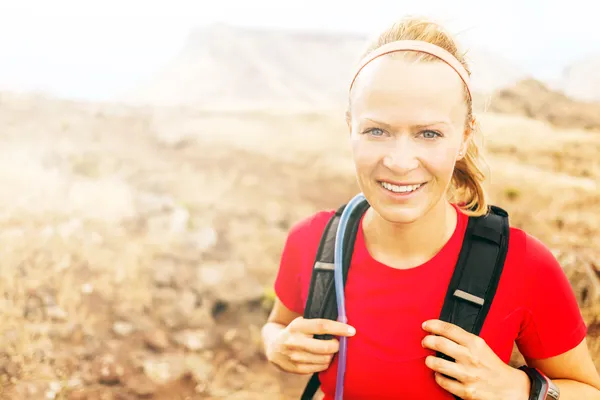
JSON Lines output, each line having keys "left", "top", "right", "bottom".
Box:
{"left": 486, "top": 78, "right": 600, "bottom": 131}
{"left": 121, "top": 24, "right": 530, "bottom": 111}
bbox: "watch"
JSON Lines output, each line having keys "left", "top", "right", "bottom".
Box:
{"left": 518, "top": 366, "right": 560, "bottom": 400}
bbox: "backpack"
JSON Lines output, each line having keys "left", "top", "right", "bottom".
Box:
{"left": 300, "top": 198, "right": 510, "bottom": 400}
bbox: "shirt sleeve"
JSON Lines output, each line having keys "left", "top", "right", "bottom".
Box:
{"left": 273, "top": 215, "right": 314, "bottom": 315}
{"left": 515, "top": 233, "right": 588, "bottom": 360}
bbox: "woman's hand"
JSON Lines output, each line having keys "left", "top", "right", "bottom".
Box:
{"left": 421, "top": 319, "right": 531, "bottom": 400}
{"left": 264, "top": 317, "right": 356, "bottom": 375}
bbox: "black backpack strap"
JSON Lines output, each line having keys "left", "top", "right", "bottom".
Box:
{"left": 300, "top": 373, "right": 322, "bottom": 400}
{"left": 300, "top": 199, "right": 370, "bottom": 400}
{"left": 436, "top": 205, "right": 510, "bottom": 399}
{"left": 303, "top": 199, "right": 370, "bottom": 338}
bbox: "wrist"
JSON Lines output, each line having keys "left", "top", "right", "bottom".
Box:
{"left": 517, "top": 365, "right": 560, "bottom": 400}
{"left": 513, "top": 367, "right": 533, "bottom": 400}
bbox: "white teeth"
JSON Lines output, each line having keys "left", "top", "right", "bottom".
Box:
{"left": 380, "top": 182, "right": 423, "bottom": 193}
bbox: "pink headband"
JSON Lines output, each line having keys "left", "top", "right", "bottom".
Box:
{"left": 349, "top": 40, "right": 472, "bottom": 100}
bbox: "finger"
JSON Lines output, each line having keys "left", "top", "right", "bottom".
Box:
{"left": 289, "top": 317, "right": 356, "bottom": 337}
{"left": 422, "top": 320, "right": 472, "bottom": 347}
{"left": 288, "top": 351, "right": 333, "bottom": 365}
{"left": 422, "top": 334, "right": 469, "bottom": 363}
{"left": 294, "top": 362, "right": 331, "bottom": 375}
{"left": 286, "top": 335, "right": 340, "bottom": 355}
{"left": 434, "top": 373, "right": 476, "bottom": 400}
{"left": 425, "top": 355, "right": 468, "bottom": 382}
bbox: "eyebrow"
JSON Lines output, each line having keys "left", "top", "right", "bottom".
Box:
{"left": 364, "top": 118, "right": 450, "bottom": 129}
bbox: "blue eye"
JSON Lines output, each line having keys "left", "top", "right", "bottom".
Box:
{"left": 365, "top": 128, "right": 385, "bottom": 137}
{"left": 421, "top": 130, "right": 441, "bottom": 139}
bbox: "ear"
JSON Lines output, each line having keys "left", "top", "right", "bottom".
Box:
{"left": 458, "top": 115, "right": 476, "bottom": 159}
{"left": 465, "top": 115, "right": 477, "bottom": 138}
{"left": 345, "top": 110, "right": 352, "bottom": 133}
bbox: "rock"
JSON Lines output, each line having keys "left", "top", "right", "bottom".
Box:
{"left": 93, "top": 354, "right": 125, "bottom": 385}
{"left": 198, "top": 265, "right": 222, "bottom": 287}
{"left": 177, "top": 290, "right": 198, "bottom": 317}
{"left": 153, "top": 288, "right": 203, "bottom": 329}
{"left": 144, "top": 330, "right": 170, "bottom": 352}
{"left": 223, "top": 329, "right": 237, "bottom": 344}
{"left": 169, "top": 207, "right": 190, "bottom": 234}
{"left": 9, "top": 380, "right": 55, "bottom": 400}
{"left": 81, "top": 283, "right": 94, "bottom": 294}
{"left": 0, "top": 358, "right": 21, "bottom": 378}
{"left": 3, "top": 329, "right": 20, "bottom": 347}
{"left": 112, "top": 321, "right": 134, "bottom": 337}
{"left": 46, "top": 305, "right": 68, "bottom": 322}
{"left": 172, "top": 330, "right": 215, "bottom": 352}
{"left": 81, "top": 366, "right": 97, "bottom": 385}
{"left": 142, "top": 354, "right": 188, "bottom": 385}
{"left": 184, "top": 354, "right": 213, "bottom": 384}
{"left": 152, "top": 288, "right": 178, "bottom": 303}
{"left": 263, "top": 200, "right": 286, "bottom": 226}
{"left": 156, "top": 305, "right": 189, "bottom": 330}
{"left": 50, "top": 322, "right": 80, "bottom": 341}
{"left": 153, "top": 260, "right": 176, "bottom": 287}
{"left": 45, "top": 381, "right": 63, "bottom": 399}
{"left": 185, "top": 305, "right": 215, "bottom": 329}
{"left": 188, "top": 226, "right": 218, "bottom": 253}
{"left": 112, "top": 309, "right": 154, "bottom": 332}
{"left": 197, "top": 262, "right": 264, "bottom": 304}
{"left": 65, "top": 377, "right": 83, "bottom": 390}
{"left": 154, "top": 290, "right": 209, "bottom": 330}
{"left": 124, "top": 374, "right": 157, "bottom": 397}
{"left": 24, "top": 295, "right": 45, "bottom": 322}
{"left": 136, "top": 193, "right": 175, "bottom": 215}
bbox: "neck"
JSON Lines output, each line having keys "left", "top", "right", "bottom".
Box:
{"left": 362, "top": 199, "right": 458, "bottom": 269}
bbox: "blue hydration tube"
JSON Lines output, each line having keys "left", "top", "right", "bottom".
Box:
{"left": 333, "top": 192, "right": 366, "bottom": 400}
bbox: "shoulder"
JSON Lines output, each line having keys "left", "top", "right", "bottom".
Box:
{"left": 285, "top": 209, "right": 336, "bottom": 245}
{"left": 274, "top": 209, "right": 337, "bottom": 314}
{"left": 506, "top": 225, "right": 560, "bottom": 273}
{"left": 504, "top": 224, "right": 579, "bottom": 304}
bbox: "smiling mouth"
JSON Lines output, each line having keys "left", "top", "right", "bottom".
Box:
{"left": 379, "top": 181, "right": 426, "bottom": 194}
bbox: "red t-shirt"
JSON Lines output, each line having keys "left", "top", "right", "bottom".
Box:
{"left": 274, "top": 204, "right": 587, "bottom": 399}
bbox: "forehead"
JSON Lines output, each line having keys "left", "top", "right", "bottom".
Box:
{"left": 349, "top": 55, "right": 467, "bottom": 125}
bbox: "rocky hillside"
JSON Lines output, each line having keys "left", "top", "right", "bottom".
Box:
{"left": 485, "top": 78, "right": 600, "bottom": 132}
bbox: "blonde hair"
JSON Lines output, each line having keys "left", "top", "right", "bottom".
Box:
{"left": 349, "top": 16, "right": 490, "bottom": 217}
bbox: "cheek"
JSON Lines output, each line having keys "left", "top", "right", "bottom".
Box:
{"left": 423, "top": 146, "right": 459, "bottom": 179}
{"left": 351, "top": 140, "right": 378, "bottom": 170}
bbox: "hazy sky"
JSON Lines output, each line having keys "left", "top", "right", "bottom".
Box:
{"left": 0, "top": 0, "right": 597, "bottom": 101}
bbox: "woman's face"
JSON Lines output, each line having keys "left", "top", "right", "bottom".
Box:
{"left": 347, "top": 55, "right": 470, "bottom": 225}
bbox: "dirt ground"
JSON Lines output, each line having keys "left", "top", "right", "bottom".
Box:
{"left": 0, "top": 91, "right": 598, "bottom": 399}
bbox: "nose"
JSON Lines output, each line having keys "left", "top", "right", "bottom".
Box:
{"left": 382, "top": 137, "right": 420, "bottom": 173}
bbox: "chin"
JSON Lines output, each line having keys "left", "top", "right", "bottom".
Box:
{"left": 361, "top": 181, "right": 441, "bottom": 225}
{"left": 374, "top": 203, "right": 428, "bottom": 225}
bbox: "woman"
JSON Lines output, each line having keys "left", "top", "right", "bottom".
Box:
{"left": 261, "top": 16, "right": 600, "bottom": 399}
